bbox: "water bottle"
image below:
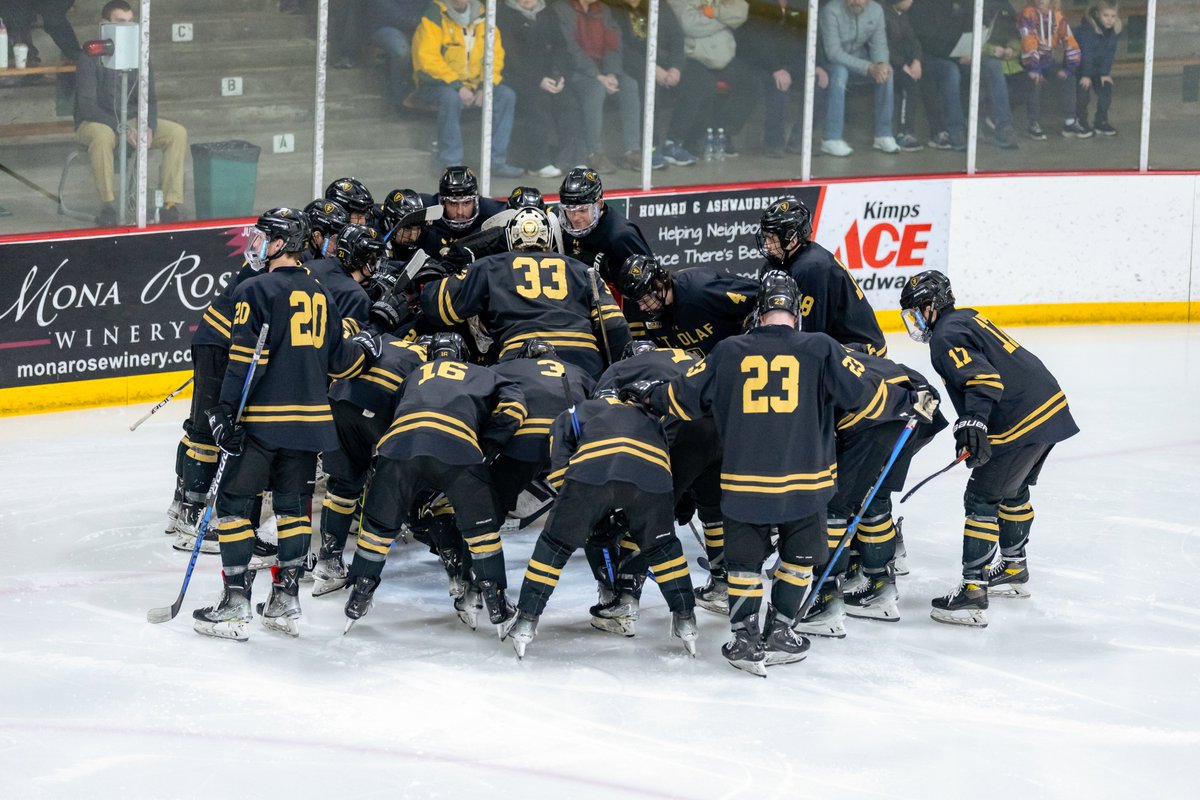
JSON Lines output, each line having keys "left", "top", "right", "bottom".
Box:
{"left": 716, "top": 128, "right": 727, "bottom": 161}
{"left": 0, "top": 18, "right": 9, "bottom": 70}
{"left": 703, "top": 128, "right": 715, "bottom": 162}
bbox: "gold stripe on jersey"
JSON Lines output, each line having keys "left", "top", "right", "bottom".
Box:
{"left": 379, "top": 410, "right": 482, "bottom": 452}
{"left": 667, "top": 382, "right": 692, "bottom": 421}
{"left": 496, "top": 401, "right": 528, "bottom": 423}
{"left": 590, "top": 303, "right": 625, "bottom": 323}
{"left": 965, "top": 372, "right": 1005, "bottom": 390}
{"left": 514, "top": 416, "right": 555, "bottom": 436}
{"left": 202, "top": 307, "right": 231, "bottom": 339}
{"left": 837, "top": 380, "right": 888, "bottom": 431}
{"left": 628, "top": 321, "right": 648, "bottom": 337}
{"left": 988, "top": 391, "right": 1068, "bottom": 445}
{"left": 721, "top": 465, "right": 838, "bottom": 495}
{"left": 499, "top": 330, "right": 599, "bottom": 356}
{"left": 342, "top": 317, "right": 362, "bottom": 336}
{"left": 243, "top": 403, "right": 333, "bottom": 423}
{"left": 329, "top": 350, "right": 366, "bottom": 380}
{"left": 229, "top": 343, "right": 270, "bottom": 365}
{"left": 359, "top": 367, "right": 405, "bottom": 392}
{"left": 569, "top": 437, "right": 671, "bottom": 473}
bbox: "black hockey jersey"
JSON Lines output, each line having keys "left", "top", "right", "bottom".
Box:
{"left": 652, "top": 325, "right": 864, "bottom": 523}
{"left": 419, "top": 250, "right": 631, "bottom": 376}
{"left": 306, "top": 258, "right": 371, "bottom": 334}
{"left": 773, "top": 242, "right": 887, "bottom": 356}
{"left": 593, "top": 348, "right": 699, "bottom": 395}
{"left": 219, "top": 265, "right": 368, "bottom": 452}
{"left": 489, "top": 356, "right": 595, "bottom": 464}
{"left": 327, "top": 335, "right": 427, "bottom": 419}
{"left": 626, "top": 268, "right": 758, "bottom": 356}
{"left": 929, "top": 308, "right": 1078, "bottom": 450}
{"left": 375, "top": 359, "right": 527, "bottom": 466}
{"left": 417, "top": 196, "right": 507, "bottom": 258}
{"left": 191, "top": 262, "right": 262, "bottom": 349}
{"left": 559, "top": 206, "right": 652, "bottom": 287}
{"left": 547, "top": 396, "right": 672, "bottom": 495}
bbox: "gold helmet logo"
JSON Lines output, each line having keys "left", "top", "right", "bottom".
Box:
{"left": 910, "top": 276, "right": 919, "bottom": 286}
{"left": 368, "top": 227, "right": 377, "bottom": 237}
{"left": 324, "top": 202, "right": 336, "bottom": 213}
{"left": 513, "top": 188, "right": 522, "bottom": 197}
{"left": 339, "top": 181, "right": 352, "bottom": 190}
{"left": 629, "top": 265, "right": 642, "bottom": 277}
{"left": 780, "top": 201, "right": 790, "bottom": 211}
{"left": 392, "top": 191, "right": 403, "bottom": 201}
{"left": 585, "top": 171, "right": 597, "bottom": 181}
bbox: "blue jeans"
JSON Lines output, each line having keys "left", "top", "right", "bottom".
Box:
{"left": 369, "top": 27, "right": 412, "bottom": 111}
{"left": 924, "top": 55, "right": 1015, "bottom": 133}
{"left": 823, "top": 63, "right": 893, "bottom": 141}
{"left": 420, "top": 83, "right": 516, "bottom": 167}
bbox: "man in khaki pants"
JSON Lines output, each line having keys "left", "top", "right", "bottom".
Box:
{"left": 74, "top": 0, "right": 188, "bottom": 225}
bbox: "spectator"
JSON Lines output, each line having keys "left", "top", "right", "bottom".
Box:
{"left": 613, "top": 0, "right": 692, "bottom": 166}
{"left": 908, "top": 0, "right": 968, "bottom": 150}
{"left": 496, "top": 0, "right": 579, "bottom": 177}
{"left": 738, "top": 0, "right": 828, "bottom": 159}
{"left": 331, "top": 0, "right": 367, "bottom": 69}
{"left": 667, "top": 0, "right": 756, "bottom": 155}
{"left": 365, "top": 0, "right": 425, "bottom": 116}
{"left": 73, "top": 0, "right": 188, "bottom": 226}
{"left": 1074, "top": 0, "right": 1121, "bottom": 137}
{"left": 1018, "top": 0, "right": 1081, "bottom": 140}
{"left": 819, "top": 0, "right": 899, "bottom": 157}
{"left": 883, "top": 0, "right": 923, "bottom": 151}
{"left": 412, "top": 0, "right": 523, "bottom": 177}
{"left": 2, "top": 0, "right": 80, "bottom": 66}
{"left": 979, "top": 0, "right": 1021, "bottom": 149}
{"left": 552, "top": 0, "right": 642, "bottom": 172}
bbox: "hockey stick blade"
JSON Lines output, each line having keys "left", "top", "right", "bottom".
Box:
{"left": 899, "top": 452, "right": 969, "bottom": 503}
{"left": 130, "top": 377, "right": 193, "bottom": 431}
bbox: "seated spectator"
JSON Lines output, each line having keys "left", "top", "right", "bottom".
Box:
{"left": 819, "top": 0, "right": 898, "bottom": 157}
{"left": 74, "top": 1, "right": 188, "bottom": 226}
{"left": 496, "top": 0, "right": 581, "bottom": 177}
{"left": 883, "top": 0, "right": 923, "bottom": 151}
{"left": 331, "top": 0, "right": 366, "bottom": 69}
{"left": 613, "top": 0, "right": 690, "bottom": 166}
{"left": 412, "top": 0, "right": 523, "bottom": 177}
{"left": 1074, "top": 0, "right": 1121, "bottom": 137}
{"left": 667, "top": 0, "right": 756, "bottom": 155}
{"left": 4, "top": 0, "right": 81, "bottom": 66}
{"left": 1019, "top": 0, "right": 1081, "bottom": 140}
{"left": 979, "top": 0, "right": 1021, "bottom": 149}
{"left": 365, "top": 0, "right": 425, "bottom": 116}
{"left": 552, "top": 0, "right": 642, "bottom": 172}
{"left": 738, "top": 0, "right": 827, "bottom": 158}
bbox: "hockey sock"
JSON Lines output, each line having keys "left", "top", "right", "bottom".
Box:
{"left": 276, "top": 515, "right": 313, "bottom": 566}
{"left": 518, "top": 534, "right": 574, "bottom": 616}
{"left": 998, "top": 488, "right": 1034, "bottom": 560}
{"left": 615, "top": 538, "right": 647, "bottom": 599}
{"left": 426, "top": 514, "right": 471, "bottom": 579}
{"left": 701, "top": 520, "right": 726, "bottom": 576}
{"left": 856, "top": 512, "right": 897, "bottom": 572}
{"left": 770, "top": 560, "right": 814, "bottom": 620}
{"left": 463, "top": 529, "right": 506, "bottom": 587}
{"left": 349, "top": 511, "right": 399, "bottom": 579}
{"left": 826, "top": 516, "right": 851, "bottom": 577}
{"left": 320, "top": 491, "right": 358, "bottom": 550}
{"left": 181, "top": 434, "right": 220, "bottom": 504}
{"left": 727, "top": 568, "right": 765, "bottom": 625}
{"left": 961, "top": 514, "right": 1000, "bottom": 581}
{"left": 644, "top": 537, "right": 694, "bottom": 613}
{"left": 214, "top": 515, "right": 256, "bottom": 571}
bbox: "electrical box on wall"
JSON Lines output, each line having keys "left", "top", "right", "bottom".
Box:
{"left": 100, "top": 22, "right": 139, "bottom": 70}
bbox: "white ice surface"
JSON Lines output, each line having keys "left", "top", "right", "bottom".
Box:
{"left": 2, "top": 324, "right": 1199, "bottom": 799}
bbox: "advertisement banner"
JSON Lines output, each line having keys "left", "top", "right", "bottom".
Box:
{"left": 811, "top": 180, "right": 951, "bottom": 310}
{"left": 0, "top": 226, "right": 246, "bottom": 392}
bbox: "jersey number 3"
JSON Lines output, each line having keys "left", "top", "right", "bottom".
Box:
{"left": 741, "top": 355, "right": 799, "bottom": 414}
{"left": 289, "top": 291, "right": 327, "bottom": 348}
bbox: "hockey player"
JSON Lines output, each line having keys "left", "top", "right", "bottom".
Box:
{"left": 615, "top": 255, "right": 759, "bottom": 353}
{"left": 900, "top": 270, "right": 1078, "bottom": 627}
{"left": 325, "top": 176, "right": 376, "bottom": 226}
{"left": 508, "top": 185, "right": 546, "bottom": 211}
{"left": 379, "top": 188, "right": 442, "bottom": 263}
{"left": 303, "top": 198, "right": 349, "bottom": 261}
{"left": 313, "top": 223, "right": 381, "bottom": 333}
{"left": 636, "top": 271, "right": 865, "bottom": 675}
{"left": 417, "top": 166, "right": 507, "bottom": 257}
{"left": 505, "top": 388, "right": 699, "bottom": 659}
{"left": 419, "top": 207, "right": 631, "bottom": 377}
{"left": 192, "top": 207, "right": 378, "bottom": 641}
{"left": 757, "top": 196, "right": 888, "bottom": 356}
{"left": 555, "top": 167, "right": 653, "bottom": 289}
{"left": 342, "top": 331, "right": 527, "bottom": 635}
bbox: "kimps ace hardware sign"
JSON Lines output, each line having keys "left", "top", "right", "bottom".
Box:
{"left": 811, "top": 180, "right": 951, "bottom": 310}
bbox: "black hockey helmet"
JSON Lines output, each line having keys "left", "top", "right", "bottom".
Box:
{"left": 381, "top": 188, "right": 425, "bottom": 230}
{"left": 325, "top": 177, "right": 374, "bottom": 214}
{"left": 335, "top": 224, "right": 385, "bottom": 279}
{"left": 617, "top": 255, "right": 670, "bottom": 318}
{"left": 439, "top": 166, "right": 479, "bottom": 232}
{"left": 508, "top": 185, "right": 546, "bottom": 210}
{"left": 899, "top": 270, "right": 955, "bottom": 343}
{"left": 304, "top": 198, "right": 349, "bottom": 237}
{"left": 559, "top": 167, "right": 603, "bottom": 206}
{"left": 428, "top": 331, "right": 469, "bottom": 362}
{"left": 621, "top": 339, "right": 658, "bottom": 360}
{"left": 515, "top": 338, "right": 557, "bottom": 359}
{"left": 756, "top": 196, "right": 812, "bottom": 262}
{"left": 757, "top": 270, "right": 802, "bottom": 318}
{"left": 247, "top": 207, "right": 310, "bottom": 267}
{"left": 506, "top": 208, "right": 553, "bottom": 251}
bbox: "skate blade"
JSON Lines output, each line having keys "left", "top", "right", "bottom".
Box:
{"left": 192, "top": 618, "right": 250, "bottom": 641}
{"left": 343, "top": 617, "right": 358, "bottom": 635}
{"left": 764, "top": 651, "right": 808, "bottom": 666}
{"left": 261, "top": 614, "right": 300, "bottom": 637}
{"left": 590, "top": 615, "right": 636, "bottom": 637}
{"left": 695, "top": 598, "right": 729, "bottom": 616}
{"left": 311, "top": 576, "right": 349, "bottom": 597}
{"left": 494, "top": 621, "right": 510, "bottom": 640}
{"left": 988, "top": 584, "right": 1031, "bottom": 599}
{"left": 511, "top": 638, "right": 528, "bottom": 659}
{"left": 930, "top": 607, "right": 988, "bottom": 627}
{"left": 172, "top": 535, "right": 219, "bottom": 554}
{"left": 248, "top": 554, "right": 278, "bottom": 570}
{"left": 726, "top": 657, "right": 768, "bottom": 678}
{"left": 845, "top": 604, "right": 901, "bottom": 622}
{"left": 792, "top": 619, "right": 847, "bottom": 639}
{"left": 455, "top": 609, "right": 478, "bottom": 630}
{"left": 446, "top": 577, "right": 466, "bottom": 598}
{"left": 892, "top": 556, "right": 910, "bottom": 576}
{"left": 678, "top": 637, "right": 697, "bottom": 657}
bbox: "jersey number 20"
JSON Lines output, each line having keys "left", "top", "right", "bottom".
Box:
{"left": 289, "top": 291, "right": 327, "bottom": 348}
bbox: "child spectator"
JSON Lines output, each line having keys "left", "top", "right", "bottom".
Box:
{"left": 884, "top": 0, "right": 923, "bottom": 151}
{"left": 1075, "top": 0, "right": 1121, "bottom": 136}
{"left": 1018, "top": 0, "right": 1082, "bottom": 140}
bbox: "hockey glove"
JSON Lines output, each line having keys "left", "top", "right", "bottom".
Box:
{"left": 350, "top": 330, "right": 384, "bottom": 361}
{"left": 617, "top": 379, "right": 663, "bottom": 410}
{"left": 205, "top": 403, "right": 245, "bottom": 457}
{"left": 952, "top": 416, "right": 991, "bottom": 468}
{"left": 369, "top": 295, "right": 412, "bottom": 333}
{"left": 411, "top": 259, "right": 450, "bottom": 290}
{"left": 911, "top": 389, "right": 940, "bottom": 423}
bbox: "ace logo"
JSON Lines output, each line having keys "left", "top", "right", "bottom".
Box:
{"left": 834, "top": 219, "right": 933, "bottom": 270}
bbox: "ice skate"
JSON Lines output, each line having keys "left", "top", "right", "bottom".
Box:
{"left": 589, "top": 592, "right": 640, "bottom": 637}
{"left": 987, "top": 559, "right": 1031, "bottom": 598}
{"left": 165, "top": 493, "right": 183, "bottom": 535}
{"left": 299, "top": 550, "right": 316, "bottom": 584}
{"left": 343, "top": 574, "right": 381, "bottom": 634}
{"left": 845, "top": 568, "right": 900, "bottom": 621}
{"left": 841, "top": 555, "right": 867, "bottom": 595}
{"left": 671, "top": 610, "right": 698, "bottom": 656}
{"left": 793, "top": 582, "right": 847, "bottom": 638}
{"left": 173, "top": 511, "right": 219, "bottom": 554}
{"left": 248, "top": 536, "right": 278, "bottom": 569}
{"left": 192, "top": 578, "right": 253, "bottom": 641}
{"left": 722, "top": 618, "right": 767, "bottom": 677}
{"left": 173, "top": 500, "right": 202, "bottom": 536}
{"left": 693, "top": 574, "right": 729, "bottom": 615}
{"left": 930, "top": 579, "right": 989, "bottom": 627}
{"left": 892, "top": 517, "right": 909, "bottom": 576}
{"left": 479, "top": 580, "right": 516, "bottom": 638}
{"left": 437, "top": 546, "right": 467, "bottom": 599}
{"left": 454, "top": 583, "right": 482, "bottom": 630}
{"left": 505, "top": 612, "right": 538, "bottom": 659}
{"left": 762, "top": 606, "right": 810, "bottom": 666}
{"left": 256, "top": 566, "right": 302, "bottom": 636}
{"left": 312, "top": 536, "right": 349, "bottom": 597}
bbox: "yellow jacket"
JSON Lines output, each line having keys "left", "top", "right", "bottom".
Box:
{"left": 412, "top": 0, "right": 505, "bottom": 90}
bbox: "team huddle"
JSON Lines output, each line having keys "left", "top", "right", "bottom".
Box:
{"left": 162, "top": 165, "right": 1078, "bottom": 676}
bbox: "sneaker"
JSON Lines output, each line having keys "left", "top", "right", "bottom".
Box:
{"left": 873, "top": 136, "right": 901, "bottom": 154}
{"left": 1027, "top": 121, "right": 1047, "bottom": 141}
{"left": 159, "top": 204, "right": 182, "bottom": 223}
{"left": 693, "top": 573, "right": 729, "bottom": 615}
{"left": 987, "top": 558, "right": 1031, "bottom": 598}
{"left": 821, "top": 139, "right": 853, "bottom": 157}
{"left": 993, "top": 125, "right": 1020, "bottom": 150}
{"left": 505, "top": 611, "right": 538, "bottom": 658}
{"left": 671, "top": 610, "right": 699, "bottom": 656}
{"left": 590, "top": 592, "right": 640, "bottom": 637}
{"left": 948, "top": 128, "right": 968, "bottom": 151}
{"left": 930, "top": 579, "right": 989, "bottom": 627}
{"left": 722, "top": 617, "right": 767, "bottom": 677}
{"left": 928, "top": 131, "right": 953, "bottom": 150}
{"left": 1062, "top": 119, "right": 1094, "bottom": 139}
{"left": 652, "top": 151, "right": 667, "bottom": 170}
{"left": 492, "top": 162, "right": 525, "bottom": 179}
{"left": 793, "top": 582, "right": 847, "bottom": 639}
{"left": 762, "top": 606, "right": 810, "bottom": 666}
{"left": 527, "top": 164, "right": 562, "bottom": 178}
{"left": 661, "top": 140, "right": 697, "bottom": 166}
{"left": 95, "top": 204, "right": 118, "bottom": 227}
{"left": 844, "top": 568, "right": 900, "bottom": 621}
{"left": 1093, "top": 121, "right": 1117, "bottom": 136}
{"left": 587, "top": 151, "right": 616, "bottom": 172}
{"left": 895, "top": 132, "right": 924, "bottom": 152}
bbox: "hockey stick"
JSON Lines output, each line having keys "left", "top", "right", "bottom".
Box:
{"left": 586, "top": 267, "right": 612, "bottom": 367}
{"left": 899, "top": 451, "right": 969, "bottom": 504}
{"left": 147, "top": 323, "right": 269, "bottom": 624}
{"left": 795, "top": 418, "right": 918, "bottom": 622}
{"left": 129, "top": 377, "right": 193, "bottom": 431}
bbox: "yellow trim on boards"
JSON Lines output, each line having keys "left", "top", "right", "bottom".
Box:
{"left": 0, "top": 370, "right": 193, "bottom": 418}
{"left": 875, "top": 301, "right": 1195, "bottom": 332}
